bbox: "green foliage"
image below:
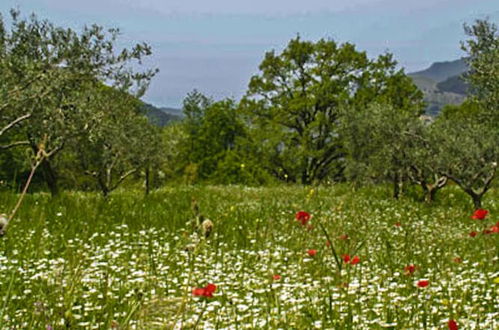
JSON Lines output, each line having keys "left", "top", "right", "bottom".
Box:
{"left": 431, "top": 117, "right": 498, "bottom": 208}
{"left": 68, "top": 86, "right": 162, "bottom": 196}
{"left": 209, "top": 149, "right": 275, "bottom": 185}
{"left": 160, "top": 123, "right": 188, "bottom": 182}
{"left": 421, "top": 19, "right": 499, "bottom": 208}
{"left": 462, "top": 19, "right": 499, "bottom": 122}
{"left": 341, "top": 103, "right": 427, "bottom": 197}
{"left": 242, "top": 36, "right": 424, "bottom": 184}
{"left": 0, "top": 9, "right": 156, "bottom": 195}
{"left": 0, "top": 10, "right": 497, "bottom": 204}
{"left": 341, "top": 19, "right": 498, "bottom": 205}
{"left": 439, "top": 99, "right": 481, "bottom": 121}
{"left": 179, "top": 91, "right": 264, "bottom": 184}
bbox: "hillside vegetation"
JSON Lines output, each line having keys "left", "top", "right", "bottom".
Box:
{"left": 142, "top": 103, "right": 182, "bottom": 127}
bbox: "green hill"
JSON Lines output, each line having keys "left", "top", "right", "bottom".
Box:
{"left": 436, "top": 75, "right": 469, "bottom": 95}
{"left": 142, "top": 103, "right": 182, "bottom": 127}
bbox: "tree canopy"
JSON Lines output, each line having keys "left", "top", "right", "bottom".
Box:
{"left": 462, "top": 19, "right": 499, "bottom": 122}
{"left": 242, "top": 36, "right": 424, "bottom": 184}
{"left": 0, "top": 9, "right": 157, "bottom": 195}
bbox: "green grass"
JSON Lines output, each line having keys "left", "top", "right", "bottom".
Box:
{"left": 0, "top": 185, "right": 497, "bottom": 329}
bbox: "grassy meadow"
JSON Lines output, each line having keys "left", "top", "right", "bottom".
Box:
{"left": 0, "top": 184, "right": 498, "bottom": 329}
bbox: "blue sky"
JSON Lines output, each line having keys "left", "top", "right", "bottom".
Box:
{"left": 1, "top": 0, "right": 498, "bottom": 108}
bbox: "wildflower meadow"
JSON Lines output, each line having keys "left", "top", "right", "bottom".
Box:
{"left": 0, "top": 184, "right": 497, "bottom": 329}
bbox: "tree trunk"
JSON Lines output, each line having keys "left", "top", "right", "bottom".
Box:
{"left": 392, "top": 173, "right": 400, "bottom": 199}
{"left": 41, "top": 159, "right": 59, "bottom": 197}
{"left": 461, "top": 187, "right": 483, "bottom": 210}
{"left": 472, "top": 194, "right": 482, "bottom": 210}
{"left": 425, "top": 186, "right": 437, "bottom": 203}
{"left": 421, "top": 183, "right": 430, "bottom": 202}
{"left": 97, "top": 175, "right": 110, "bottom": 198}
{"left": 301, "top": 170, "right": 310, "bottom": 185}
{"left": 145, "top": 167, "right": 150, "bottom": 195}
{"left": 421, "top": 183, "right": 437, "bottom": 203}
{"left": 447, "top": 175, "right": 486, "bottom": 211}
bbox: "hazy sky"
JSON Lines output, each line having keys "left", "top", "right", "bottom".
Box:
{"left": 1, "top": 0, "right": 498, "bottom": 107}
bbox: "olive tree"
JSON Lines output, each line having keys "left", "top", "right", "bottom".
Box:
{"left": 0, "top": 9, "right": 156, "bottom": 195}
{"left": 432, "top": 118, "right": 498, "bottom": 209}
{"left": 406, "top": 127, "right": 448, "bottom": 203}
{"left": 462, "top": 19, "right": 499, "bottom": 123}
{"left": 341, "top": 103, "right": 432, "bottom": 198}
{"left": 73, "top": 86, "right": 161, "bottom": 197}
{"left": 428, "top": 19, "right": 499, "bottom": 209}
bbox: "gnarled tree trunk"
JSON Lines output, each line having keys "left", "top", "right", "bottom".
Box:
{"left": 41, "top": 159, "right": 59, "bottom": 197}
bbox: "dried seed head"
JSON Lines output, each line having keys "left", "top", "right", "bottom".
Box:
{"left": 184, "top": 243, "right": 196, "bottom": 252}
{"left": 0, "top": 214, "right": 9, "bottom": 236}
{"left": 201, "top": 219, "right": 213, "bottom": 239}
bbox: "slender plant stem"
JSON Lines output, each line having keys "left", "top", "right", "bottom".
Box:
{"left": 4, "top": 157, "right": 43, "bottom": 234}
{"left": 318, "top": 222, "right": 342, "bottom": 272}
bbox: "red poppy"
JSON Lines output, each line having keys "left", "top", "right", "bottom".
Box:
{"left": 192, "top": 288, "right": 206, "bottom": 296}
{"left": 483, "top": 223, "right": 499, "bottom": 234}
{"left": 448, "top": 319, "right": 458, "bottom": 330}
{"left": 469, "top": 231, "right": 477, "bottom": 237}
{"left": 452, "top": 257, "right": 462, "bottom": 263}
{"left": 192, "top": 283, "right": 217, "bottom": 298}
{"left": 272, "top": 274, "right": 281, "bottom": 281}
{"left": 295, "top": 211, "right": 311, "bottom": 225}
{"left": 350, "top": 256, "right": 360, "bottom": 265}
{"left": 307, "top": 249, "right": 317, "bottom": 257}
{"left": 342, "top": 254, "right": 351, "bottom": 263}
{"left": 394, "top": 222, "right": 401, "bottom": 227}
{"left": 205, "top": 283, "right": 216, "bottom": 295}
{"left": 339, "top": 234, "right": 349, "bottom": 240}
{"left": 471, "top": 209, "right": 488, "bottom": 220}
{"left": 404, "top": 264, "right": 416, "bottom": 275}
{"left": 417, "top": 280, "right": 430, "bottom": 288}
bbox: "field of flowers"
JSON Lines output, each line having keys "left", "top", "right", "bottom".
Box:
{"left": 0, "top": 185, "right": 497, "bottom": 329}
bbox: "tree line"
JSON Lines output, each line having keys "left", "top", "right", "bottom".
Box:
{"left": 0, "top": 10, "right": 497, "bottom": 209}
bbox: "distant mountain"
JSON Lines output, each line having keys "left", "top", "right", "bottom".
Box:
{"left": 409, "top": 58, "right": 469, "bottom": 116}
{"left": 410, "top": 75, "right": 437, "bottom": 93}
{"left": 410, "top": 59, "right": 467, "bottom": 83}
{"left": 142, "top": 103, "right": 182, "bottom": 127}
{"left": 436, "top": 75, "right": 469, "bottom": 95}
{"left": 159, "top": 107, "right": 184, "bottom": 118}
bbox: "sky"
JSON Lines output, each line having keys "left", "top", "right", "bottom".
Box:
{"left": 1, "top": 0, "right": 498, "bottom": 108}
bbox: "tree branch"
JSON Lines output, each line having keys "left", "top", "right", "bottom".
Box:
{"left": 0, "top": 113, "right": 32, "bottom": 137}
{"left": 0, "top": 140, "right": 30, "bottom": 150}
{"left": 109, "top": 168, "right": 138, "bottom": 192}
